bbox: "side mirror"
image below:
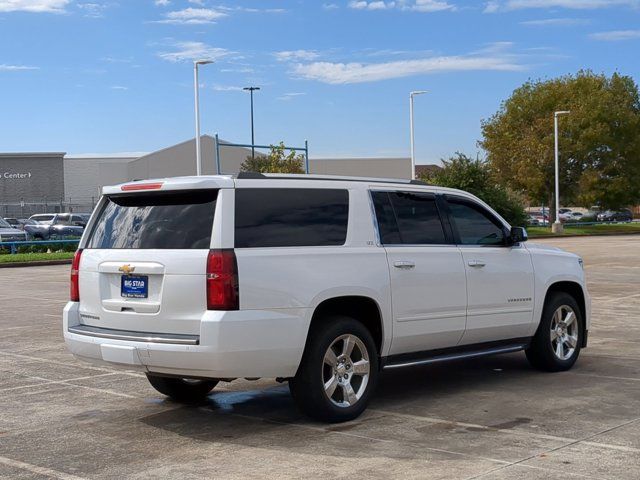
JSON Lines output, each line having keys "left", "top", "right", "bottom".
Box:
{"left": 509, "top": 226, "right": 528, "bottom": 244}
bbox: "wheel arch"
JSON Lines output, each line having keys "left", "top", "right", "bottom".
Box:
{"left": 307, "top": 295, "right": 384, "bottom": 356}
{"left": 544, "top": 281, "right": 587, "bottom": 348}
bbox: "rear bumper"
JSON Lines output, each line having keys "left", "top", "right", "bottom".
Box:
{"left": 63, "top": 302, "right": 309, "bottom": 379}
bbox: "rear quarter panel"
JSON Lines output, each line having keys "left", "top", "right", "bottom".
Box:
{"left": 232, "top": 184, "right": 394, "bottom": 356}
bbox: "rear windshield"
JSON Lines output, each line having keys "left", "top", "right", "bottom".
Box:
{"left": 86, "top": 190, "right": 217, "bottom": 249}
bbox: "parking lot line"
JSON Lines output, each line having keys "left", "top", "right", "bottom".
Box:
{"left": 0, "top": 351, "right": 145, "bottom": 377}
{"left": 369, "top": 409, "right": 640, "bottom": 455}
{"left": 465, "top": 416, "right": 640, "bottom": 480}
{"left": 0, "top": 372, "right": 119, "bottom": 393}
{"left": 0, "top": 455, "right": 87, "bottom": 480}
{"left": 226, "top": 411, "right": 513, "bottom": 466}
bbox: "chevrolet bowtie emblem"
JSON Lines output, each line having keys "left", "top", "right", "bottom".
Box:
{"left": 118, "top": 264, "right": 135, "bottom": 275}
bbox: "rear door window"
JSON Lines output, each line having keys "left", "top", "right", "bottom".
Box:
{"left": 86, "top": 190, "right": 217, "bottom": 249}
{"left": 371, "top": 191, "right": 447, "bottom": 245}
{"left": 235, "top": 188, "right": 349, "bottom": 248}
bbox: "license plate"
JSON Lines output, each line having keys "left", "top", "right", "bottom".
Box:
{"left": 121, "top": 275, "right": 148, "bottom": 298}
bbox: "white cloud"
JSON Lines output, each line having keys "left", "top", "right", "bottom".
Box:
{"left": 77, "top": 2, "right": 108, "bottom": 18}
{"left": 278, "top": 92, "right": 306, "bottom": 101}
{"left": 110, "top": 85, "right": 128, "bottom": 90}
{"left": 274, "top": 49, "right": 320, "bottom": 62}
{"left": 156, "top": 7, "right": 228, "bottom": 24}
{"left": 323, "top": 3, "right": 339, "bottom": 9}
{"left": 348, "top": 0, "right": 455, "bottom": 11}
{"left": 291, "top": 53, "right": 526, "bottom": 84}
{"left": 590, "top": 29, "right": 640, "bottom": 41}
{"left": 157, "top": 41, "right": 233, "bottom": 62}
{"left": 486, "top": 0, "right": 639, "bottom": 12}
{"left": 404, "top": 0, "right": 456, "bottom": 12}
{"left": 154, "top": 0, "right": 170, "bottom": 5}
{"left": 212, "top": 84, "right": 244, "bottom": 91}
{"left": 0, "top": 0, "right": 69, "bottom": 12}
{"left": 520, "top": 17, "right": 590, "bottom": 25}
{"left": 0, "top": 64, "right": 39, "bottom": 71}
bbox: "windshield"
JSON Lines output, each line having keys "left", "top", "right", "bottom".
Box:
{"left": 54, "top": 216, "right": 72, "bottom": 226}
{"left": 0, "top": 218, "right": 12, "bottom": 228}
{"left": 32, "top": 215, "right": 54, "bottom": 224}
{"left": 86, "top": 190, "right": 218, "bottom": 249}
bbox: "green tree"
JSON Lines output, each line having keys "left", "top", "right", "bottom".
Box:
{"left": 481, "top": 71, "right": 640, "bottom": 218}
{"left": 240, "top": 142, "right": 306, "bottom": 174}
{"left": 421, "top": 153, "right": 528, "bottom": 226}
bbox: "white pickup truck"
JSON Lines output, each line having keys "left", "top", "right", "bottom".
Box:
{"left": 64, "top": 173, "right": 590, "bottom": 422}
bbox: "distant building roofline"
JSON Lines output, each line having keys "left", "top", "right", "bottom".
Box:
{"left": 65, "top": 152, "right": 148, "bottom": 159}
{"left": 0, "top": 152, "right": 66, "bottom": 158}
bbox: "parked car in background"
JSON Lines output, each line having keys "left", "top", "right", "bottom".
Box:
{"left": 25, "top": 213, "right": 85, "bottom": 239}
{"left": 558, "top": 209, "right": 573, "bottom": 222}
{"left": 597, "top": 209, "right": 633, "bottom": 223}
{"left": 0, "top": 218, "right": 28, "bottom": 243}
{"left": 3, "top": 218, "right": 39, "bottom": 230}
{"left": 529, "top": 210, "right": 549, "bottom": 225}
{"left": 527, "top": 215, "right": 540, "bottom": 226}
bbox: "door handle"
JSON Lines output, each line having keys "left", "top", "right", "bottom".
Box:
{"left": 394, "top": 261, "right": 415, "bottom": 269}
{"left": 468, "top": 260, "right": 486, "bottom": 268}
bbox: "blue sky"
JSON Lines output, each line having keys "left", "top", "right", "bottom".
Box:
{"left": 1, "top": 0, "right": 639, "bottom": 164}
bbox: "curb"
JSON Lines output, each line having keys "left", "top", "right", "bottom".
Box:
{"left": 529, "top": 231, "right": 640, "bottom": 239}
{"left": 0, "top": 259, "right": 73, "bottom": 269}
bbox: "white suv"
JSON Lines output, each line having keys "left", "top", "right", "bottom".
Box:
{"left": 64, "top": 174, "right": 590, "bottom": 422}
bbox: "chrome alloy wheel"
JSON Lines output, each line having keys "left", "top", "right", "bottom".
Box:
{"left": 550, "top": 305, "right": 579, "bottom": 361}
{"left": 322, "top": 334, "right": 370, "bottom": 408}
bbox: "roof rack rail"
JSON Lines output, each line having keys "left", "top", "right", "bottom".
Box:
{"left": 236, "top": 171, "right": 429, "bottom": 186}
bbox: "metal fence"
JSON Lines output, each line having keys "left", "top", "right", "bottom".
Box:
{"left": 1, "top": 197, "right": 98, "bottom": 219}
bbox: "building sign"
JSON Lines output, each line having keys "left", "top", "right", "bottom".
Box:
{"left": 2, "top": 172, "right": 32, "bottom": 180}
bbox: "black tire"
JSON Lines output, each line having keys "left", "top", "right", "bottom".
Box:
{"left": 289, "top": 315, "right": 378, "bottom": 423}
{"left": 146, "top": 374, "right": 218, "bottom": 403}
{"left": 526, "top": 291, "right": 583, "bottom": 372}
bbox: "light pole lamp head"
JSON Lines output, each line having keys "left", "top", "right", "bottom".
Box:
{"left": 410, "top": 90, "right": 428, "bottom": 97}
{"left": 555, "top": 110, "right": 570, "bottom": 117}
{"left": 243, "top": 86, "right": 261, "bottom": 92}
{"left": 194, "top": 59, "right": 214, "bottom": 66}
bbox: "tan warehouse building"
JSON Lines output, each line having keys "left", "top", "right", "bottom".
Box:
{"left": 1, "top": 136, "right": 412, "bottom": 217}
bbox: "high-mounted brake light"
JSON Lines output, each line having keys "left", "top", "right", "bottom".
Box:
{"left": 206, "top": 249, "right": 239, "bottom": 310}
{"left": 121, "top": 182, "right": 164, "bottom": 191}
{"left": 70, "top": 249, "right": 83, "bottom": 302}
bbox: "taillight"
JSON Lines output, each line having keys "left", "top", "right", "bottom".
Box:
{"left": 70, "top": 249, "right": 83, "bottom": 302}
{"left": 120, "top": 182, "right": 163, "bottom": 191}
{"left": 206, "top": 249, "right": 239, "bottom": 310}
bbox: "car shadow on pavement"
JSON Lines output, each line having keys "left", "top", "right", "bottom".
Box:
{"left": 138, "top": 352, "right": 541, "bottom": 443}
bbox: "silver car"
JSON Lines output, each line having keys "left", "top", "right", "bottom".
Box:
{"left": 0, "top": 218, "right": 28, "bottom": 242}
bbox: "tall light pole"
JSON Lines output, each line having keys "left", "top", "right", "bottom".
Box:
{"left": 193, "top": 59, "right": 213, "bottom": 176}
{"left": 409, "top": 90, "right": 428, "bottom": 180}
{"left": 552, "top": 110, "right": 570, "bottom": 233}
{"left": 243, "top": 86, "right": 260, "bottom": 160}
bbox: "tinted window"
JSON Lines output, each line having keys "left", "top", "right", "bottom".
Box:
{"left": 371, "top": 192, "right": 401, "bottom": 244}
{"left": 235, "top": 188, "right": 348, "bottom": 248}
{"left": 55, "top": 215, "right": 72, "bottom": 226}
{"left": 447, "top": 198, "right": 506, "bottom": 246}
{"left": 372, "top": 191, "right": 446, "bottom": 245}
{"left": 86, "top": 190, "right": 217, "bottom": 249}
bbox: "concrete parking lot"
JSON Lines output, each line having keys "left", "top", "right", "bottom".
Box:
{"left": 1, "top": 235, "right": 639, "bottom": 479}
